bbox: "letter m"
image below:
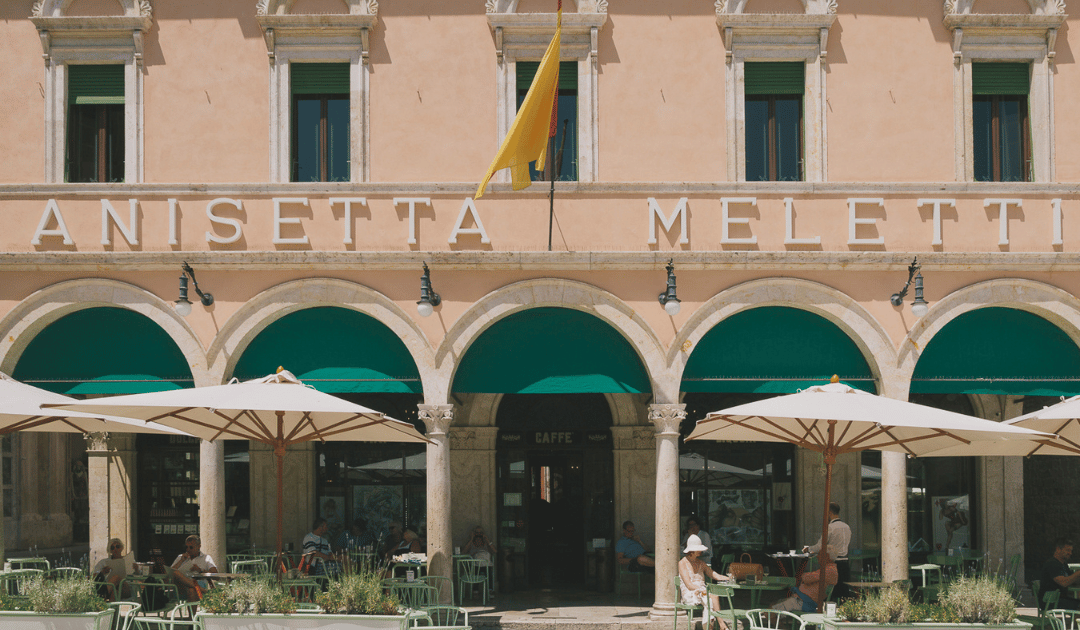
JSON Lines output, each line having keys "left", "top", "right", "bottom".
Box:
{"left": 648, "top": 197, "right": 688, "bottom": 245}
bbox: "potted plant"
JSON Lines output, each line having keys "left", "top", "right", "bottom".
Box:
{"left": 826, "top": 577, "right": 1031, "bottom": 630}
{"left": 198, "top": 572, "right": 409, "bottom": 630}
{"left": 0, "top": 574, "right": 115, "bottom": 630}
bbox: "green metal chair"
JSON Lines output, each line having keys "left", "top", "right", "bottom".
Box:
{"left": 456, "top": 557, "right": 488, "bottom": 606}
{"left": 391, "top": 581, "right": 438, "bottom": 610}
{"left": 616, "top": 559, "right": 646, "bottom": 602}
{"left": 719, "top": 554, "right": 736, "bottom": 575}
{"left": 10, "top": 557, "right": 49, "bottom": 571}
{"left": 1033, "top": 580, "right": 1061, "bottom": 628}
{"left": 47, "top": 567, "right": 84, "bottom": 580}
{"left": 421, "top": 574, "right": 455, "bottom": 605}
{"left": 1047, "top": 609, "right": 1080, "bottom": 630}
{"left": 283, "top": 577, "right": 321, "bottom": 603}
{"left": 231, "top": 558, "right": 269, "bottom": 575}
{"left": 704, "top": 583, "right": 747, "bottom": 630}
{"left": 746, "top": 608, "right": 807, "bottom": 630}
{"left": 107, "top": 601, "right": 142, "bottom": 630}
{"left": 673, "top": 576, "right": 704, "bottom": 630}
{"left": 416, "top": 604, "right": 471, "bottom": 629}
{"left": 133, "top": 602, "right": 200, "bottom": 630}
{"left": 120, "top": 576, "right": 181, "bottom": 614}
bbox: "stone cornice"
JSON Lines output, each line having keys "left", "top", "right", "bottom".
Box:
{"left": 3, "top": 251, "right": 1080, "bottom": 272}
{"left": 486, "top": 12, "right": 608, "bottom": 37}
{"left": 255, "top": 13, "right": 378, "bottom": 32}
{"left": 942, "top": 12, "right": 1065, "bottom": 31}
{"left": 30, "top": 16, "right": 153, "bottom": 32}
{"left": 716, "top": 13, "right": 836, "bottom": 32}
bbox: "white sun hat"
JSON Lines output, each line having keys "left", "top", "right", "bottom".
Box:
{"left": 684, "top": 534, "right": 708, "bottom": 554}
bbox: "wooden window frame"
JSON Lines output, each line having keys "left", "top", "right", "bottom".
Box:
{"left": 66, "top": 103, "right": 125, "bottom": 183}
{"left": 745, "top": 94, "right": 804, "bottom": 182}
{"left": 973, "top": 95, "right": 1030, "bottom": 183}
{"left": 290, "top": 93, "right": 349, "bottom": 183}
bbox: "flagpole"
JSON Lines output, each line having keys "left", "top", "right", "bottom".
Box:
{"left": 548, "top": 134, "right": 556, "bottom": 251}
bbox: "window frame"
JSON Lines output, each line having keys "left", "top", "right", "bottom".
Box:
{"left": 515, "top": 61, "right": 579, "bottom": 183}
{"left": 66, "top": 64, "right": 127, "bottom": 184}
{"left": 745, "top": 94, "right": 804, "bottom": 182}
{"left": 289, "top": 69, "right": 351, "bottom": 183}
{"left": 972, "top": 94, "right": 1030, "bottom": 183}
{"left": 487, "top": 10, "right": 607, "bottom": 186}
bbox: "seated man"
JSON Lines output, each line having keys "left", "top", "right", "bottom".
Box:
{"left": 170, "top": 535, "right": 218, "bottom": 601}
{"left": 773, "top": 556, "right": 838, "bottom": 613}
{"left": 303, "top": 517, "right": 341, "bottom": 577}
{"left": 1040, "top": 537, "right": 1080, "bottom": 610}
{"left": 616, "top": 520, "right": 655, "bottom": 574}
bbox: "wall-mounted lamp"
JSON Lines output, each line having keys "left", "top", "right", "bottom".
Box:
{"left": 890, "top": 257, "right": 929, "bottom": 318}
{"left": 174, "top": 262, "right": 214, "bottom": 317}
{"left": 657, "top": 259, "right": 681, "bottom": 316}
{"left": 417, "top": 262, "right": 441, "bottom": 318}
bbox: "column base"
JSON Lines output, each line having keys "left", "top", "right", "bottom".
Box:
{"left": 649, "top": 602, "right": 676, "bottom": 620}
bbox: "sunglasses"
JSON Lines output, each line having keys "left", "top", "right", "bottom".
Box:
{"left": 186, "top": 545, "right": 197, "bottom": 549}
{"left": 110, "top": 545, "right": 123, "bottom": 550}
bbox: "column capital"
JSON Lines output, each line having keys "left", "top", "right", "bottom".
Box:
{"left": 84, "top": 432, "right": 112, "bottom": 454}
{"left": 418, "top": 404, "right": 454, "bottom": 436}
{"left": 648, "top": 403, "right": 686, "bottom": 436}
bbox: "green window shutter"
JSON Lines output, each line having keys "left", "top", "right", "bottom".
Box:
{"left": 516, "top": 60, "right": 578, "bottom": 92}
{"left": 744, "top": 62, "right": 805, "bottom": 95}
{"left": 68, "top": 65, "right": 124, "bottom": 105}
{"left": 291, "top": 63, "right": 350, "bottom": 95}
{"left": 972, "top": 63, "right": 1029, "bottom": 95}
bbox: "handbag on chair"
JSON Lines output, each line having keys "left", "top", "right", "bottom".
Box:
{"left": 729, "top": 553, "right": 764, "bottom": 582}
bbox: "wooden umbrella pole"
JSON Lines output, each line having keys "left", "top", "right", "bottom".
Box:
{"left": 276, "top": 444, "right": 285, "bottom": 561}
{"left": 819, "top": 420, "right": 837, "bottom": 612}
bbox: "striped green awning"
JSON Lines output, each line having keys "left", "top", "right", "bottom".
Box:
{"left": 68, "top": 65, "right": 124, "bottom": 105}
{"left": 517, "top": 61, "right": 578, "bottom": 92}
{"left": 972, "top": 63, "right": 1029, "bottom": 96}
{"left": 744, "top": 62, "right": 805, "bottom": 96}
{"left": 292, "top": 63, "right": 350, "bottom": 95}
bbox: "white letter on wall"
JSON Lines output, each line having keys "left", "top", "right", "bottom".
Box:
{"left": 847, "top": 198, "right": 885, "bottom": 245}
{"left": 395, "top": 197, "right": 431, "bottom": 245}
{"left": 721, "top": 197, "right": 757, "bottom": 245}
{"left": 985, "top": 198, "right": 1022, "bottom": 246}
{"left": 31, "top": 199, "right": 74, "bottom": 245}
{"left": 330, "top": 197, "right": 367, "bottom": 245}
{"left": 101, "top": 199, "right": 139, "bottom": 246}
{"left": 273, "top": 197, "right": 310, "bottom": 245}
{"left": 168, "top": 198, "right": 180, "bottom": 246}
{"left": 784, "top": 197, "right": 820, "bottom": 245}
{"left": 1053, "top": 198, "right": 1063, "bottom": 246}
{"left": 917, "top": 199, "right": 955, "bottom": 247}
{"left": 647, "top": 197, "right": 689, "bottom": 245}
{"left": 449, "top": 198, "right": 491, "bottom": 244}
{"left": 206, "top": 198, "right": 243, "bottom": 244}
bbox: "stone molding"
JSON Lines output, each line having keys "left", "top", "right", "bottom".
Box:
{"left": 943, "top": 0, "right": 1065, "bottom": 15}
{"left": 257, "top": 0, "right": 378, "bottom": 15}
{"left": 486, "top": 0, "right": 607, "bottom": 13}
{"left": 716, "top": 0, "right": 836, "bottom": 13}
{"left": 418, "top": 404, "right": 454, "bottom": 436}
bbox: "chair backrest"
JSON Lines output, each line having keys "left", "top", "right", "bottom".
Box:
{"left": 421, "top": 575, "right": 454, "bottom": 603}
{"left": 746, "top": 608, "right": 807, "bottom": 630}
{"left": 48, "top": 567, "right": 84, "bottom": 580}
{"left": 391, "top": 582, "right": 438, "bottom": 609}
{"left": 1048, "top": 609, "right": 1080, "bottom": 630}
{"left": 457, "top": 557, "right": 484, "bottom": 581}
{"left": 1043, "top": 586, "right": 1062, "bottom": 612}
{"left": 231, "top": 558, "right": 269, "bottom": 575}
{"left": 107, "top": 600, "right": 142, "bottom": 630}
{"left": 283, "top": 578, "right": 320, "bottom": 603}
{"left": 720, "top": 554, "right": 735, "bottom": 573}
{"left": 10, "top": 557, "right": 50, "bottom": 571}
{"left": 421, "top": 604, "right": 469, "bottom": 627}
{"left": 705, "top": 583, "right": 738, "bottom": 624}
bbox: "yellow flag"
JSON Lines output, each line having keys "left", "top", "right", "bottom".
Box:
{"left": 475, "top": 7, "right": 561, "bottom": 199}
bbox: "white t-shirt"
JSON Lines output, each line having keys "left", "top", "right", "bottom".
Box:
{"left": 93, "top": 554, "right": 134, "bottom": 580}
{"left": 172, "top": 551, "right": 216, "bottom": 577}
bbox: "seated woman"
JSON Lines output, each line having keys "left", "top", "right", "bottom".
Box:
{"left": 773, "top": 556, "right": 838, "bottom": 613}
{"left": 463, "top": 526, "right": 497, "bottom": 567}
{"left": 93, "top": 538, "right": 135, "bottom": 602}
{"left": 679, "top": 534, "right": 731, "bottom": 630}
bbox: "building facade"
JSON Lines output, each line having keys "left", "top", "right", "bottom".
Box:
{"left": 1, "top": 0, "right": 1079, "bottom": 614}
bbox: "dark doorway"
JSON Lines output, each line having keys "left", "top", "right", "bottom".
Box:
{"left": 495, "top": 394, "right": 614, "bottom": 591}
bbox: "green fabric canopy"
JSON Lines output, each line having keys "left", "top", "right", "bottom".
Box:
{"left": 232, "top": 307, "right": 421, "bottom": 393}
{"left": 452, "top": 307, "right": 650, "bottom": 394}
{"left": 911, "top": 307, "right": 1080, "bottom": 395}
{"left": 682, "top": 306, "right": 876, "bottom": 393}
{"left": 13, "top": 307, "right": 191, "bottom": 394}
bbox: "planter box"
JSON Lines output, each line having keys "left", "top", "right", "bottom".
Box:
{"left": 823, "top": 620, "right": 1032, "bottom": 630}
{"left": 199, "top": 612, "right": 410, "bottom": 630}
{"left": 0, "top": 608, "right": 116, "bottom": 630}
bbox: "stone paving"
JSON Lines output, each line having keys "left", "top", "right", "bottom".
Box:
{"left": 466, "top": 589, "right": 670, "bottom": 630}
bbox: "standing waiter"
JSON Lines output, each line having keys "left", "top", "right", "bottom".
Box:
{"left": 803, "top": 502, "right": 851, "bottom": 599}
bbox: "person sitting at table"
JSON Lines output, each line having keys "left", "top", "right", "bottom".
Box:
{"left": 679, "top": 534, "right": 730, "bottom": 630}
{"left": 303, "top": 517, "right": 341, "bottom": 578}
{"left": 92, "top": 538, "right": 135, "bottom": 601}
{"left": 803, "top": 502, "right": 851, "bottom": 599}
{"left": 392, "top": 528, "right": 423, "bottom": 557}
{"left": 337, "top": 517, "right": 376, "bottom": 552}
{"left": 682, "top": 515, "right": 713, "bottom": 566}
{"left": 170, "top": 535, "right": 218, "bottom": 601}
{"left": 772, "top": 554, "right": 838, "bottom": 613}
{"left": 381, "top": 522, "right": 404, "bottom": 561}
{"left": 1040, "top": 537, "right": 1080, "bottom": 610}
{"left": 464, "top": 525, "right": 497, "bottom": 566}
{"left": 616, "top": 520, "right": 655, "bottom": 574}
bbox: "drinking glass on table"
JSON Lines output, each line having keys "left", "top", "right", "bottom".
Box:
{"left": 763, "top": 565, "right": 770, "bottom": 583}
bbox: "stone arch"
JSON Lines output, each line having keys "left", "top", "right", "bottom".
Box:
{"left": 898, "top": 278, "right": 1080, "bottom": 383}
{"left": 675, "top": 278, "right": 899, "bottom": 396}
{"left": 0, "top": 279, "right": 206, "bottom": 383}
{"left": 207, "top": 278, "right": 436, "bottom": 394}
{"left": 436, "top": 279, "right": 671, "bottom": 403}
{"left": 255, "top": 0, "right": 377, "bottom": 15}
{"left": 32, "top": 0, "right": 151, "bottom": 17}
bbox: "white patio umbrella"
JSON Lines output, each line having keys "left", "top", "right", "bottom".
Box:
{"left": 919, "top": 395, "right": 1080, "bottom": 457}
{"left": 0, "top": 372, "right": 191, "bottom": 563}
{"left": 685, "top": 376, "right": 1051, "bottom": 607}
{"left": 47, "top": 368, "right": 429, "bottom": 557}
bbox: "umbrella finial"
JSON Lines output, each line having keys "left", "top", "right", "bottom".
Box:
{"left": 830, "top": 374, "right": 839, "bottom": 384}
{"left": 276, "top": 366, "right": 284, "bottom": 374}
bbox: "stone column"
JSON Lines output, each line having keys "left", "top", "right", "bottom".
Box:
{"left": 200, "top": 440, "right": 226, "bottom": 569}
{"left": 86, "top": 433, "right": 135, "bottom": 571}
{"left": 648, "top": 403, "right": 684, "bottom": 620}
{"left": 419, "top": 404, "right": 454, "bottom": 604}
{"left": 879, "top": 377, "right": 910, "bottom": 582}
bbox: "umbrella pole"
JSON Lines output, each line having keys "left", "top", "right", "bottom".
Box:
{"left": 275, "top": 444, "right": 284, "bottom": 561}
{"left": 818, "top": 420, "right": 837, "bottom": 612}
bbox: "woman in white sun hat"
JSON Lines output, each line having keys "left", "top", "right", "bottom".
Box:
{"left": 678, "top": 533, "right": 731, "bottom": 629}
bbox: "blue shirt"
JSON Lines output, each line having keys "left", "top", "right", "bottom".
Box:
{"left": 616, "top": 535, "right": 646, "bottom": 559}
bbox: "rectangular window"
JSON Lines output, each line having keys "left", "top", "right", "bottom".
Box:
{"left": 517, "top": 61, "right": 578, "bottom": 182}
{"left": 66, "top": 65, "right": 125, "bottom": 183}
{"left": 744, "top": 62, "right": 804, "bottom": 182}
{"left": 291, "top": 63, "right": 350, "bottom": 182}
{"left": 972, "top": 63, "right": 1030, "bottom": 182}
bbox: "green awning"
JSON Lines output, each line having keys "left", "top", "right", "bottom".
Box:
{"left": 68, "top": 64, "right": 124, "bottom": 105}
{"left": 13, "top": 307, "right": 192, "bottom": 394}
{"left": 911, "top": 307, "right": 1080, "bottom": 395}
{"left": 232, "top": 306, "right": 421, "bottom": 393}
{"left": 744, "top": 62, "right": 805, "bottom": 96}
{"left": 291, "top": 63, "right": 350, "bottom": 95}
{"left": 452, "top": 307, "right": 650, "bottom": 394}
{"left": 682, "top": 306, "right": 876, "bottom": 394}
{"left": 972, "top": 62, "right": 1029, "bottom": 96}
{"left": 517, "top": 61, "right": 578, "bottom": 92}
